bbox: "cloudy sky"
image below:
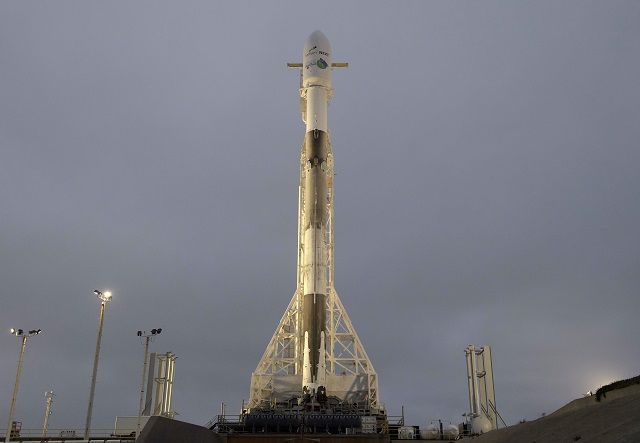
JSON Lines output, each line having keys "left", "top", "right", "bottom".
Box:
{"left": 1, "top": 0, "right": 639, "bottom": 434}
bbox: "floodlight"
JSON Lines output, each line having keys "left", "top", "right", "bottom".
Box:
{"left": 94, "top": 289, "right": 113, "bottom": 303}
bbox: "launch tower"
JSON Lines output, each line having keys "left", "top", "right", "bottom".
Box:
{"left": 248, "top": 31, "right": 381, "bottom": 417}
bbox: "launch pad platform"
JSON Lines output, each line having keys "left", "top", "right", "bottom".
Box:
{"left": 136, "top": 416, "right": 395, "bottom": 443}
{"left": 221, "top": 434, "right": 390, "bottom": 443}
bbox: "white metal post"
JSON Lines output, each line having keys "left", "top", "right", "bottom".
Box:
{"left": 477, "top": 347, "right": 489, "bottom": 417}
{"left": 465, "top": 346, "right": 475, "bottom": 417}
{"left": 470, "top": 346, "right": 481, "bottom": 415}
{"left": 5, "top": 329, "right": 41, "bottom": 443}
{"left": 42, "top": 391, "right": 54, "bottom": 438}
{"left": 482, "top": 346, "right": 497, "bottom": 429}
{"left": 136, "top": 336, "right": 151, "bottom": 437}
{"left": 5, "top": 336, "right": 27, "bottom": 443}
{"left": 85, "top": 290, "right": 111, "bottom": 440}
{"left": 154, "top": 355, "right": 166, "bottom": 415}
{"left": 135, "top": 329, "right": 161, "bottom": 435}
{"left": 165, "top": 354, "right": 175, "bottom": 415}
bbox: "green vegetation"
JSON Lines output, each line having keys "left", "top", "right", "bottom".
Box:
{"left": 595, "top": 375, "right": 640, "bottom": 402}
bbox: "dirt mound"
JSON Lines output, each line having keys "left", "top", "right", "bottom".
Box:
{"left": 467, "top": 385, "right": 640, "bottom": 443}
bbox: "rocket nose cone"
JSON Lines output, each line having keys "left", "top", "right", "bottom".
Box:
{"left": 303, "top": 30, "right": 332, "bottom": 87}
{"left": 304, "top": 30, "right": 331, "bottom": 54}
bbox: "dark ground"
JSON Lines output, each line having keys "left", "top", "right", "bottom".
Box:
{"left": 467, "top": 385, "right": 640, "bottom": 443}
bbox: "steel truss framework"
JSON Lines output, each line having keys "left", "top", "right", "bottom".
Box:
{"left": 465, "top": 345, "right": 506, "bottom": 430}
{"left": 249, "top": 132, "right": 379, "bottom": 411}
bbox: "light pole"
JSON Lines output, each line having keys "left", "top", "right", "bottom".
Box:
{"left": 136, "top": 328, "right": 162, "bottom": 437}
{"left": 42, "top": 391, "right": 54, "bottom": 438}
{"left": 84, "top": 290, "right": 112, "bottom": 440}
{"left": 5, "top": 328, "right": 42, "bottom": 443}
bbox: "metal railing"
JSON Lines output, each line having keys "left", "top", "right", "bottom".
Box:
{"left": 206, "top": 413, "right": 403, "bottom": 435}
{"left": 0, "top": 428, "right": 136, "bottom": 442}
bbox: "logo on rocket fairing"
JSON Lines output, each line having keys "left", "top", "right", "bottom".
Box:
{"left": 316, "top": 58, "right": 328, "bottom": 69}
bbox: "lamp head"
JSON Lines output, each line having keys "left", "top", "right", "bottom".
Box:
{"left": 10, "top": 328, "right": 40, "bottom": 337}
{"left": 94, "top": 289, "right": 113, "bottom": 302}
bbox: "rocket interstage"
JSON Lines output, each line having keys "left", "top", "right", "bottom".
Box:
{"left": 249, "top": 31, "right": 381, "bottom": 415}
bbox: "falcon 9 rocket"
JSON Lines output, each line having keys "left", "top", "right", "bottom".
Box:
{"left": 249, "top": 31, "right": 380, "bottom": 414}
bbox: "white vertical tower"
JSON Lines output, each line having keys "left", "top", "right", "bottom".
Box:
{"left": 248, "top": 31, "right": 380, "bottom": 413}
{"left": 465, "top": 345, "right": 502, "bottom": 433}
{"left": 143, "top": 352, "right": 177, "bottom": 418}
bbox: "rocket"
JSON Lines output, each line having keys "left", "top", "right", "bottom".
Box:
{"left": 249, "top": 32, "right": 380, "bottom": 413}
{"left": 297, "top": 30, "right": 335, "bottom": 400}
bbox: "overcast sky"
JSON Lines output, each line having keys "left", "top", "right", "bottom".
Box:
{"left": 1, "top": 0, "right": 639, "bottom": 434}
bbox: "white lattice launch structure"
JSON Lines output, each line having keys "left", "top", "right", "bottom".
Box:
{"left": 248, "top": 268, "right": 381, "bottom": 410}
{"left": 248, "top": 31, "right": 381, "bottom": 415}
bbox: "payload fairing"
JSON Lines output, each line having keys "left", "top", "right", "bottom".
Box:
{"left": 249, "top": 31, "right": 380, "bottom": 413}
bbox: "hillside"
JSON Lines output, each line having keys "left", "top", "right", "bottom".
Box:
{"left": 467, "top": 384, "right": 640, "bottom": 443}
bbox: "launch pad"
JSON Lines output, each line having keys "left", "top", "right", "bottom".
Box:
{"left": 204, "top": 31, "right": 386, "bottom": 441}
{"left": 203, "top": 31, "right": 498, "bottom": 443}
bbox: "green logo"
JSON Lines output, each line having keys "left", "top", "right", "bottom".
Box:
{"left": 317, "top": 58, "right": 328, "bottom": 69}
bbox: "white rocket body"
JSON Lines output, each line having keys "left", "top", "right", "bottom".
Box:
{"left": 248, "top": 32, "right": 381, "bottom": 413}
{"left": 300, "top": 30, "right": 332, "bottom": 399}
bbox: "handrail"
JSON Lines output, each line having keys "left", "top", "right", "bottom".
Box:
{"left": 205, "top": 413, "right": 401, "bottom": 435}
{"left": 488, "top": 399, "right": 507, "bottom": 428}
{"left": 1, "top": 427, "right": 136, "bottom": 442}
